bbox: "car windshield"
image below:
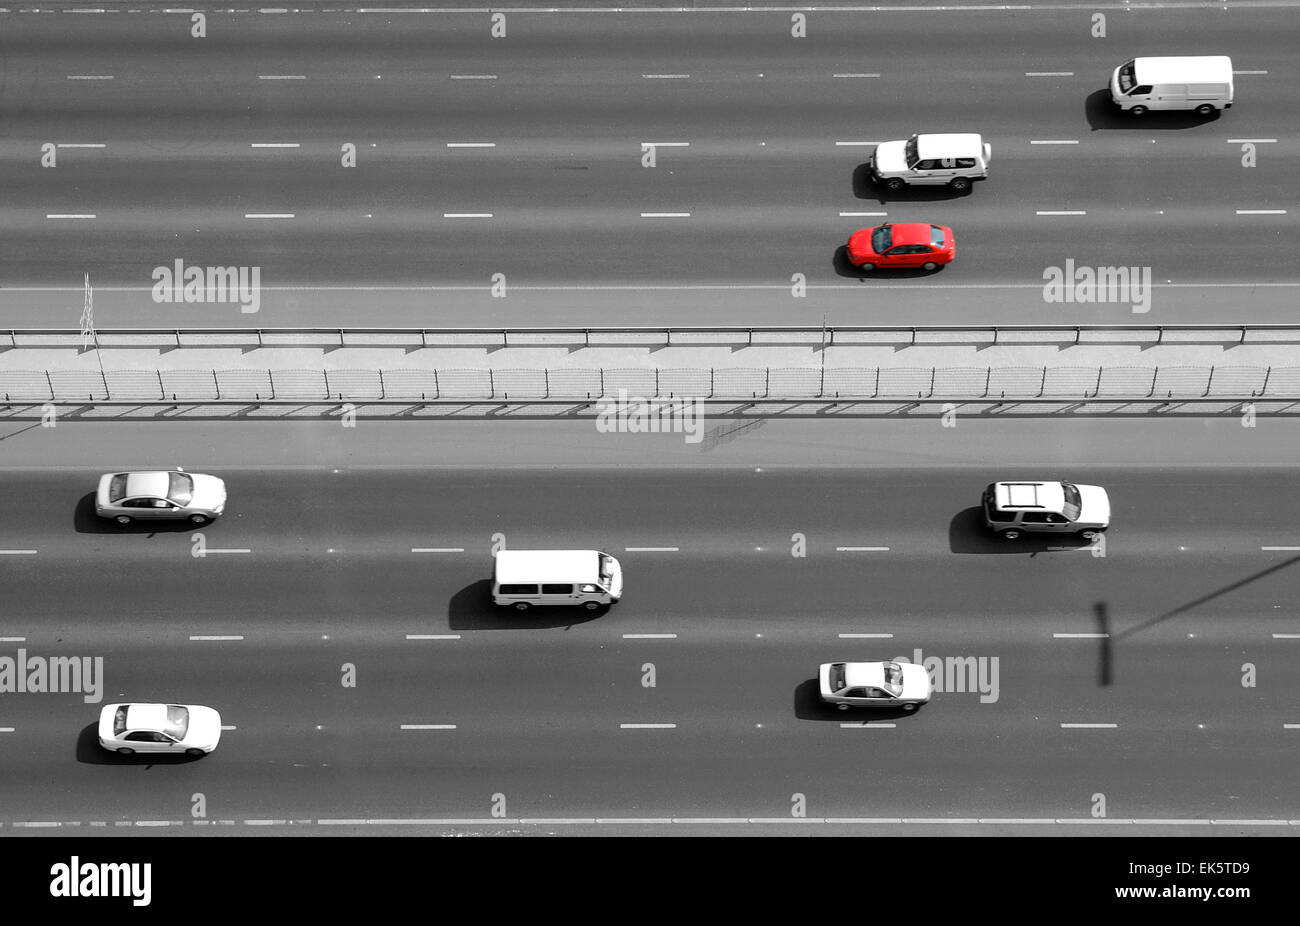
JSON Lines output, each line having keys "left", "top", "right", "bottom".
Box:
{"left": 904, "top": 136, "right": 920, "bottom": 168}
{"left": 871, "top": 227, "right": 893, "bottom": 252}
{"left": 164, "top": 705, "right": 190, "bottom": 739}
{"left": 1118, "top": 61, "right": 1136, "bottom": 93}
{"left": 1061, "top": 483, "right": 1082, "bottom": 521}
{"left": 882, "top": 663, "right": 904, "bottom": 697}
{"left": 599, "top": 554, "right": 614, "bottom": 586}
{"left": 930, "top": 225, "right": 946, "bottom": 247}
{"left": 829, "top": 663, "right": 847, "bottom": 692}
{"left": 113, "top": 706, "right": 129, "bottom": 735}
{"left": 167, "top": 472, "right": 194, "bottom": 505}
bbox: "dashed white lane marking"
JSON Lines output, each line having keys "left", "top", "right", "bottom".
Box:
{"left": 1285, "top": 724, "right": 1300, "bottom": 729}
{"left": 840, "top": 722, "right": 896, "bottom": 728}
{"left": 446, "top": 143, "right": 496, "bottom": 148}
{"left": 1227, "top": 138, "right": 1277, "bottom": 143}
{"left": 839, "top": 211, "right": 887, "bottom": 217}
{"left": 620, "top": 723, "right": 676, "bottom": 729}
{"left": 55, "top": 144, "right": 106, "bottom": 149}
{"left": 258, "top": 75, "right": 306, "bottom": 80}
{"left": 220, "top": 726, "right": 237, "bottom": 731}
{"left": 189, "top": 635, "right": 245, "bottom": 642}
{"left": 1026, "top": 71, "right": 1074, "bottom": 77}
{"left": 449, "top": 75, "right": 497, "bottom": 80}
{"left": 1234, "top": 70, "right": 1269, "bottom": 75}
{"left": 1054, "top": 633, "right": 1109, "bottom": 639}
{"left": 46, "top": 214, "right": 95, "bottom": 219}
{"left": 244, "top": 214, "right": 293, "bottom": 219}
{"left": 0, "top": 550, "right": 37, "bottom": 555}
{"left": 1237, "top": 210, "right": 1288, "bottom": 215}
{"left": 67, "top": 75, "right": 114, "bottom": 80}
{"left": 1261, "top": 546, "right": 1300, "bottom": 551}
{"left": 622, "top": 633, "right": 677, "bottom": 639}
{"left": 1030, "top": 139, "right": 1078, "bottom": 144}
{"left": 250, "top": 143, "right": 300, "bottom": 148}
{"left": 400, "top": 724, "right": 457, "bottom": 730}
{"left": 406, "top": 634, "right": 461, "bottom": 640}
{"left": 834, "top": 141, "right": 878, "bottom": 146}
{"left": 624, "top": 546, "right": 679, "bottom": 552}
{"left": 13, "top": 821, "right": 60, "bottom": 827}
{"left": 1272, "top": 634, "right": 1300, "bottom": 639}
{"left": 641, "top": 141, "right": 689, "bottom": 147}
{"left": 833, "top": 73, "right": 880, "bottom": 79}
{"left": 411, "top": 547, "right": 465, "bottom": 553}
{"left": 1037, "top": 210, "right": 1086, "bottom": 216}
{"left": 640, "top": 212, "right": 690, "bottom": 218}
{"left": 443, "top": 213, "right": 493, "bottom": 218}
{"left": 0, "top": 637, "right": 25, "bottom": 642}
{"left": 1061, "top": 723, "right": 1118, "bottom": 729}
{"left": 838, "top": 633, "right": 893, "bottom": 639}
{"left": 0, "top": 728, "right": 14, "bottom": 733}
{"left": 836, "top": 546, "right": 890, "bottom": 551}
{"left": 642, "top": 74, "right": 690, "bottom": 79}
{"left": 203, "top": 548, "right": 252, "bottom": 554}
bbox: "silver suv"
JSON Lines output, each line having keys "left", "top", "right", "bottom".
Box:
{"left": 982, "top": 481, "right": 1110, "bottom": 540}
{"left": 871, "top": 133, "right": 991, "bottom": 192}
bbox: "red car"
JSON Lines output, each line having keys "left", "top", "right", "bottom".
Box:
{"left": 847, "top": 222, "right": 955, "bottom": 271}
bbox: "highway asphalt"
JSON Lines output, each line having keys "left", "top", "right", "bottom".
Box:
{"left": 1, "top": 465, "right": 1298, "bottom": 824}
{"left": 0, "top": 7, "right": 1296, "bottom": 326}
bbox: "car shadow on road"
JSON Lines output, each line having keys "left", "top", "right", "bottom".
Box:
{"left": 851, "top": 163, "right": 976, "bottom": 204}
{"left": 1083, "top": 89, "right": 1220, "bottom": 130}
{"left": 793, "top": 679, "right": 922, "bottom": 722}
{"left": 73, "top": 493, "right": 196, "bottom": 535}
{"left": 75, "top": 723, "right": 206, "bottom": 766}
{"left": 832, "top": 246, "right": 947, "bottom": 280}
{"left": 446, "top": 579, "right": 606, "bottom": 631}
{"left": 948, "top": 506, "right": 1098, "bottom": 554}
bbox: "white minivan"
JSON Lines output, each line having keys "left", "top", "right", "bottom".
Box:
{"left": 1110, "top": 56, "right": 1233, "bottom": 115}
{"left": 492, "top": 549, "right": 623, "bottom": 611}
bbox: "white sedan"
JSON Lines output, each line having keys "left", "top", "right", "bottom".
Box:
{"left": 95, "top": 470, "right": 226, "bottom": 525}
{"left": 98, "top": 703, "right": 222, "bottom": 756}
{"left": 819, "top": 661, "right": 932, "bottom": 711}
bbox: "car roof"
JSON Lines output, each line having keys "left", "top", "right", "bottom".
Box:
{"left": 885, "top": 223, "right": 936, "bottom": 246}
{"left": 994, "top": 481, "right": 1067, "bottom": 513}
{"left": 1133, "top": 56, "right": 1233, "bottom": 84}
{"left": 842, "top": 662, "right": 888, "bottom": 688}
{"left": 915, "top": 133, "right": 984, "bottom": 159}
{"left": 123, "top": 472, "right": 172, "bottom": 498}
{"left": 494, "top": 550, "right": 601, "bottom": 584}
{"left": 124, "top": 703, "right": 169, "bottom": 731}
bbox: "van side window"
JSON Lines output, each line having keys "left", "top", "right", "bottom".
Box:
{"left": 499, "top": 584, "right": 538, "bottom": 595}
{"left": 541, "top": 584, "right": 572, "bottom": 595}
{"left": 1022, "top": 512, "right": 1064, "bottom": 524}
{"left": 1129, "top": 85, "right": 1153, "bottom": 95}
{"left": 955, "top": 157, "right": 977, "bottom": 168}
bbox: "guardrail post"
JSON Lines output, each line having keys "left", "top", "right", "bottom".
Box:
{"left": 46, "top": 370, "right": 55, "bottom": 401}
{"left": 764, "top": 368, "right": 769, "bottom": 398}
{"left": 1075, "top": 327, "right": 1081, "bottom": 346}
{"left": 175, "top": 329, "right": 182, "bottom": 348}
{"left": 1038, "top": 367, "right": 1047, "bottom": 398}
{"left": 927, "top": 367, "right": 936, "bottom": 399}
{"left": 99, "top": 369, "right": 109, "bottom": 400}
{"left": 323, "top": 369, "right": 331, "bottom": 399}
{"left": 503, "top": 330, "right": 509, "bottom": 348}
{"left": 269, "top": 370, "right": 276, "bottom": 400}
{"left": 339, "top": 328, "right": 345, "bottom": 348}
{"left": 212, "top": 370, "right": 220, "bottom": 401}
{"left": 379, "top": 369, "right": 386, "bottom": 400}
{"left": 655, "top": 368, "right": 661, "bottom": 397}
{"left": 710, "top": 368, "right": 715, "bottom": 398}
{"left": 599, "top": 368, "right": 604, "bottom": 397}
{"left": 1156, "top": 326, "right": 1164, "bottom": 346}
{"left": 157, "top": 370, "right": 165, "bottom": 399}
{"left": 433, "top": 369, "right": 440, "bottom": 399}
{"left": 983, "top": 367, "right": 991, "bottom": 398}
{"left": 748, "top": 328, "right": 753, "bottom": 347}
{"left": 1092, "top": 367, "right": 1102, "bottom": 398}
{"left": 874, "top": 367, "right": 880, "bottom": 398}
{"left": 819, "top": 364, "right": 826, "bottom": 398}
{"left": 1260, "top": 366, "right": 1271, "bottom": 397}
{"left": 1240, "top": 326, "right": 1247, "bottom": 346}
{"left": 488, "top": 369, "right": 495, "bottom": 399}
{"left": 666, "top": 329, "right": 672, "bottom": 348}
{"left": 1148, "top": 367, "right": 1158, "bottom": 398}
{"left": 10, "top": 330, "right": 16, "bottom": 348}
{"left": 1204, "top": 366, "right": 1215, "bottom": 397}
{"left": 544, "top": 369, "right": 550, "bottom": 399}
{"left": 421, "top": 330, "right": 428, "bottom": 349}
{"left": 257, "top": 329, "right": 264, "bottom": 349}
{"left": 911, "top": 327, "right": 917, "bottom": 347}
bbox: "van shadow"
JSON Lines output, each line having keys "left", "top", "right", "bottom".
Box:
{"left": 1084, "top": 89, "right": 1220, "bottom": 130}
{"left": 73, "top": 493, "right": 196, "bottom": 535}
{"left": 832, "top": 246, "right": 947, "bottom": 280}
{"left": 948, "top": 506, "right": 1097, "bottom": 554}
{"left": 75, "top": 723, "right": 206, "bottom": 765}
{"left": 851, "top": 163, "right": 975, "bottom": 203}
{"left": 446, "top": 579, "right": 606, "bottom": 631}
{"left": 793, "top": 679, "right": 921, "bottom": 722}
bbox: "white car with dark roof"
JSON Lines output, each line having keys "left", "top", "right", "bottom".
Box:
{"left": 819, "top": 661, "right": 932, "bottom": 711}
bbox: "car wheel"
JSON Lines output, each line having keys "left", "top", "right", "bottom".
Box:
{"left": 858, "top": 262, "right": 876, "bottom": 272}
{"left": 836, "top": 703, "right": 850, "bottom": 711}
{"left": 188, "top": 514, "right": 210, "bottom": 525}
{"left": 884, "top": 178, "right": 905, "bottom": 192}
{"left": 902, "top": 703, "right": 918, "bottom": 712}
{"left": 999, "top": 529, "right": 1022, "bottom": 540}
{"left": 1130, "top": 105, "right": 1149, "bottom": 116}
{"left": 185, "top": 748, "right": 205, "bottom": 757}
{"left": 1078, "top": 529, "right": 1099, "bottom": 539}
{"left": 1195, "top": 103, "right": 1215, "bottom": 116}
{"left": 583, "top": 601, "right": 600, "bottom": 611}
{"left": 948, "top": 177, "right": 971, "bottom": 192}
{"left": 116, "top": 747, "right": 135, "bottom": 755}
{"left": 922, "top": 261, "right": 939, "bottom": 271}
{"left": 114, "top": 515, "right": 132, "bottom": 525}
{"left": 513, "top": 602, "right": 530, "bottom": 611}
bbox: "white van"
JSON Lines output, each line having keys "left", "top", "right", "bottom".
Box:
{"left": 1110, "top": 56, "right": 1233, "bottom": 115}
{"left": 492, "top": 549, "right": 623, "bottom": 611}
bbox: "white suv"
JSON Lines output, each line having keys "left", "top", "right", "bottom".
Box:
{"left": 871, "top": 133, "right": 991, "bottom": 192}
{"left": 982, "top": 481, "right": 1110, "bottom": 540}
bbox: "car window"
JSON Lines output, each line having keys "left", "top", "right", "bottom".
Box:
{"left": 498, "top": 584, "right": 538, "bottom": 595}
{"left": 1022, "top": 512, "right": 1064, "bottom": 524}
{"left": 1130, "top": 84, "right": 1153, "bottom": 95}
{"left": 125, "top": 731, "right": 165, "bottom": 742}
{"left": 865, "top": 687, "right": 888, "bottom": 699}
{"left": 844, "top": 687, "right": 871, "bottom": 698}
{"left": 915, "top": 159, "right": 940, "bottom": 170}
{"left": 887, "top": 245, "right": 929, "bottom": 256}
{"left": 954, "top": 157, "right": 977, "bottom": 169}
{"left": 541, "top": 584, "right": 572, "bottom": 595}
{"left": 121, "top": 499, "right": 154, "bottom": 509}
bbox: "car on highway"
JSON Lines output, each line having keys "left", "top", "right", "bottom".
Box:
{"left": 982, "top": 480, "right": 1110, "bottom": 540}
{"left": 492, "top": 549, "right": 623, "bottom": 611}
{"left": 847, "top": 222, "right": 955, "bottom": 271}
{"left": 870, "top": 133, "right": 991, "bottom": 192}
{"left": 95, "top": 470, "right": 226, "bottom": 525}
{"left": 819, "top": 661, "right": 931, "bottom": 711}
{"left": 97, "top": 702, "right": 222, "bottom": 756}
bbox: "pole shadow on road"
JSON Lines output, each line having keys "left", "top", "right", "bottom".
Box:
{"left": 73, "top": 493, "right": 196, "bottom": 535}
{"left": 793, "top": 678, "right": 923, "bottom": 722}
{"left": 948, "top": 506, "right": 1097, "bottom": 554}
{"left": 446, "top": 579, "right": 605, "bottom": 631}
{"left": 1083, "top": 89, "right": 1220, "bottom": 130}
{"left": 75, "top": 723, "right": 205, "bottom": 766}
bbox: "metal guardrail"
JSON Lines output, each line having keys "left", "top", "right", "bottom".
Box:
{"left": 1, "top": 365, "right": 1294, "bottom": 403}
{"left": 11, "top": 324, "right": 1300, "bottom": 349}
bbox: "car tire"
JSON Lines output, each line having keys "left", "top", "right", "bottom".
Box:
{"left": 116, "top": 747, "right": 135, "bottom": 755}
{"left": 114, "top": 515, "right": 132, "bottom": 525}
{"left": 1130, "top": 105, "right": 1149, "bottom": 116}
{"left": 513, "top": 602, "right": 530, "bottom": 611}
{"left": 922, "top": 261, "right": 939, "bottom": 271}
{"left": 948, "top": 177, "right": 972, "bottom": 192}
{"left": 999, "top": 529, "right": 1023, "bottom": 540}
{"left": 858, "top": 262, "right": 876, "bottom": 272}
{"left": 836, "top": 703, "right": 850, "bottom": 711}
{"left": 1078, "top": 529, "right": 1100, "bottom": 539}
{"left": 884, "top": 178, "right": 905, "bottom": 192}
{"left": 188, "top": 514, "right": 210, "bottom": 525}
{"left": 1195, "top": 103, "right": 1215, "bottom": 116}
{"left": 583, "top": 601, "right": 600, "bottom": 611}
{"left": 185, "top": 748, "right": 205, "bottom": 757}
{"left": 902, "top": 703, "right": 918, "bottom": 712}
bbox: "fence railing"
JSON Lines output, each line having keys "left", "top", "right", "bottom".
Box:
{"left": 11, "top": 324, "right": 1300, "bottom": 349}
{"left": 2, "top": 365, "right": 1294, "bottom": 403}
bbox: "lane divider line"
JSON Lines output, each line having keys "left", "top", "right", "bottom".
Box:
{"left": 406, "top": 634, "right": 461, "bottom": 640}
